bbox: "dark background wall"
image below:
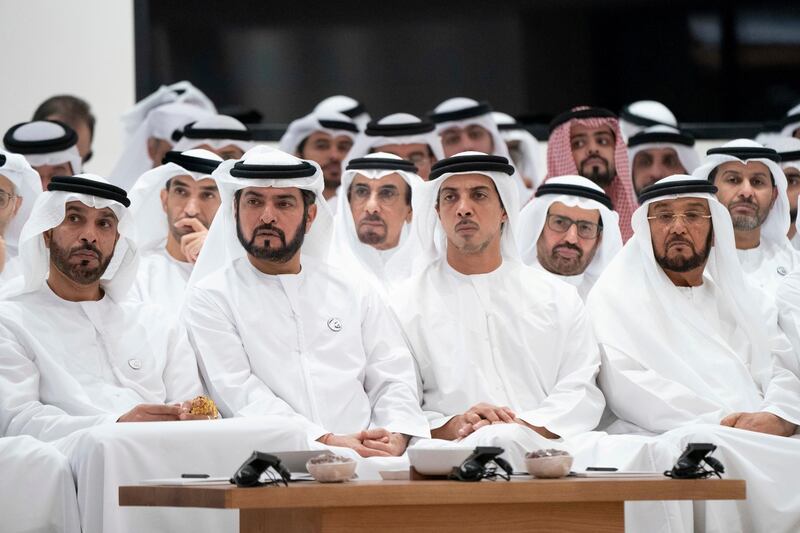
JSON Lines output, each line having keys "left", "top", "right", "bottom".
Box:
{"left": 135, "top": 0, "right": 800, "bottom": 127}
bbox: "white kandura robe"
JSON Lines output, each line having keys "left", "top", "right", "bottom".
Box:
{"left": 736, "top": 239, "right": 800, "bottom": 301}
{"left": 130, "top": 246, "right": 193, "bottom": 317}
{"left": 0, "top": 435, "right": 81, "bottom": 533}
{"left": 592, "top": 274, "right": 800, "bottom": 533}
{"left": 0, "top": 284, "right": 203, "bottom": 440}
{"left": 391, "top": 258, "right": 606, "bottom": 471}
{"left": 184, "top": 255, "right": 430, "bottom": 441}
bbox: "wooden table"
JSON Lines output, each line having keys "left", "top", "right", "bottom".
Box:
{"left": 120, "top": 477, "right": 745, "bottom": 533}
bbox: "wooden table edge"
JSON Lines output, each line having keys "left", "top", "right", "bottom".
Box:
{"left": 119, "top": 478, "right": 746, "bottom": 510}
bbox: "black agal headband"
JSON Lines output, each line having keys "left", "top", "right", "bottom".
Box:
{"left": 3, "top": 120, "right": 78, "bottom": 154}
{"left": 229, "top": 159, "right": 318, "bottom": 179}
{"left": 534, "top": 183, "right": 613, "bottom": 210}
{"left": 162, "top": 151, "right": 222, "bottom": 175}
{"left": 172, "top": 121, "right": 253, "bottom": 143}
{"left": 549, "top": 107, "right": 617, "bottom": 134}
{"left": 429, "top": 154, "right": 514, "bottom": 181}
{"left": 346, "top": 157, "right": 418, "bottom": 173}
{"left": 628, "top": 130, "right": 695, "bottom": 148}
{"left": 428, "top": 101, "right": 493, "bottom": 124}
{"left": 365, "top": 119, "right": 435, "bottom": 137}
{"left": 637, "top": 179, "right": 717, "bottom": 204}
{"left": 47, "top": 176, "right": 131, "bottom": 208}
{"left": 705, "top": 146, "right": 781, "bottom": 163}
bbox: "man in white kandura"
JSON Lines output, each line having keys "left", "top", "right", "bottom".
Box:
{"left": 128, "top": 149, "right": 223, "bottom": 316}
{"left": 111, "top": 81, "right": 215, "bottom": 190}
{"left": 764, "top": 137, "right": 800, "bottom": 249}
{"left": 333, "top": 152, "right": 425, "bottom": 295}
{"left": 588, "top": 175, "right": 800, "bottom": 533}
{"left": 516, "top": 175, "right": 622, "bottom": 300}
{"left": 694, "top": 139, "right": 800, "bottom": 302}
{"left": 183, "top": 146, "right": 430, "bottom": 469}
{"left": 0, "top": 150, "right": 42, "bottom": 283}
{"left": 0, "top": 436, "right": 81, "bottom": 533}
{"left": 391, "top": 152, "right": 605, "bottom": 471}
{"left": 0, "top": 174, "right": 306, "bottom": 533}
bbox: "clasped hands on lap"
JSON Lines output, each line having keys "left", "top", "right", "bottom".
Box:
{"left": 317, "top": 429, "right": 410, "bottom": 457}
{"left": 431, "top": 403, "right": 559, "bottom": 441}
{"left": 720, "top": 411, "right": 797, "bottom": 437}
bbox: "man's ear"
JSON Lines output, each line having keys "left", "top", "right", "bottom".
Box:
{"left": 770, "top": 186, "right": 778, "bottom": 209}
{"left": 405, "top": 208, "right": 413, "bottom": 224}
{"left": 146, "top": 137, "right": 163, "bottom": 166}
{"left": 501, "top": 208, "right": 508, "bottom": 222}
{"left": 43, "top": 228, "right": 52, "bottom": 249}
{"left": 159, "top": 188, "right": 169, "bottom": 214}
{"left": 11, "top": 196, "right": 22, "bottom": 218}
{"left": 305, "top": 203, "right": 317, "bottom": 234}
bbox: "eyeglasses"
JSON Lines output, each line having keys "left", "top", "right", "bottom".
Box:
{"left": 0, "top": 191, "right": 17, "bottom": 209}
{"left": 545, "top": 214, "right": 602, "bottom": 239}
{"left": 646, "top": 211, "right": 712, "bottom": 227}
{"left": 349, "top": 184, "right": 402, "bottom": 206}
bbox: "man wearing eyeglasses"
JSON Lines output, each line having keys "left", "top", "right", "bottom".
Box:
{"left": 694, "top": 139, "right": 800, "bottom": 302}
{"left": 333, "top": 153, "right": 425, "bottom": 296}
{"left": 516, "top": 176, "right": 622, "bottom": 300}
{"left": 0, "top": 152, "right": 42, "bottom": 283}
{"left": 587, "top": 174, "right": 800, "bottom": 531}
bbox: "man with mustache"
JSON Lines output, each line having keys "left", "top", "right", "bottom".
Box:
{"left": 694, "top": 139, "right": 800, "bottom": 301}
{"left": 587, "top": 175, "right": 800, "bottom": 532}
{"left": 390, "top": 152, "right": 605, "bottom": 472}
{"left": 332, "top": 153, "right": 424, "bottom": 296}
{"left": 279, "top": 109, "right": 358, "bottom": 206}
{"left": 184, "top": 147, "right": 429, "bottom": 462}
{"left": 544, "top": 106, "right": 637, "bottom": 241}
{"left": 516, "top": 176, "right": 622, "bottom": 300}
{"left": 0, "top": 174, "right": 287, "bottom": 533}
{"left": 128, "top": 148, "right": 223, "bottom": 316}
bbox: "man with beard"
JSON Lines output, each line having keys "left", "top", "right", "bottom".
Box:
{"left": 765, "top": 137, "right": 800, "bottom": 248}
{"left": 694, "top": 139, "right": 800, "bottom": 301}
{"left": 0, "top": 174, "right": 206, "bottom": 440}
{"left": 588, "top": 175, "right": 800, "bottom": 532}
{"left": 545, "top": 106, "right": 637, "bottom": 241}
{"left": 183, "top": 147, "right": 429, "bottom": 461}
{"left": 516, "top": 176, "right": 622, "bottom": 300}
{"left": 0, "top": 173, "right": 315, "bottom": 533}
{"left": 333, "top": 153, "right": 425, "bottom": 296}
{"left": 279, "top": 110, "right": 358, "bottom": 206}
{"left": 128, "top": 149, "right": 223, "bottom": 316}
{"left": 627, "top": 125, "right": 701, "bottom": 197}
